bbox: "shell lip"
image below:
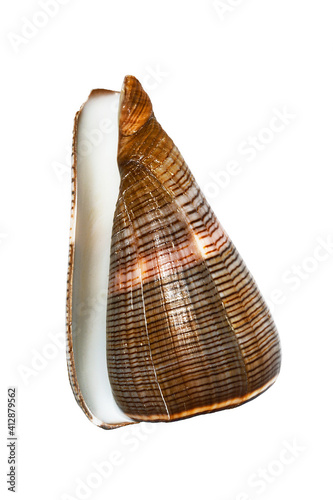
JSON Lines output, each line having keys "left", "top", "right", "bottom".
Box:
{"left": 88, "top": 88, "right": 120, "bottom": 98}
{"left": 66, "top": 88, "right": 136, "bottom": 430}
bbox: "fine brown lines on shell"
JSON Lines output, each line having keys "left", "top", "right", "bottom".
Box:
{"left": 119, "top": 75, "right": 153, "bottom": 137}
{"left": 106, "top": 76, "right": 281, "bottom": 423}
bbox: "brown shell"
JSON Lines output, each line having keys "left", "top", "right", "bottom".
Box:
{"left": 105, "top": 76, "right": 281, "bottom": 423}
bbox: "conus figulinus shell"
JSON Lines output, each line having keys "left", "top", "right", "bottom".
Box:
{"left": 66, "top": 76, "right": 281, "bottom": 429}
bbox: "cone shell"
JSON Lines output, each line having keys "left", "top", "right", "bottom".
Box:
{"left": 66, "top": 76, "right": 281, "bottom": 428}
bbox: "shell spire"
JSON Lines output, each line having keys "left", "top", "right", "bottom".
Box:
{"left": 119, "top": 75, "right": 153, "bottom": 136}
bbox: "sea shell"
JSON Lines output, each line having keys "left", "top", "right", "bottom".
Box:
{"left": 66, "top": 76, "right": 281, "bottom": 429}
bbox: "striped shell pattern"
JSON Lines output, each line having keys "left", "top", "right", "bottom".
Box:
{"left": 66, "top": 76, "right": 281, "bottom": 429}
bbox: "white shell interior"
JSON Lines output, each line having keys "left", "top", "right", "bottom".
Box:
{"left": 72, "top": 91, "right": 134, "bottom": 425}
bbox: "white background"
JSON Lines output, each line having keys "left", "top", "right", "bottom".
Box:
{"left": 1, "top": 1, "right": 333, "bottom": 499}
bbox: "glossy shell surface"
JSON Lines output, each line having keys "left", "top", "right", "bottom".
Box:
{"left": 66, "top": 76, "right": 281, "bottom": 428}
